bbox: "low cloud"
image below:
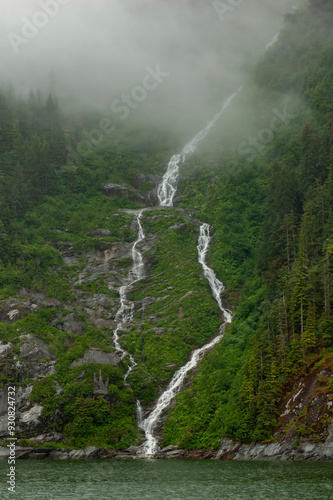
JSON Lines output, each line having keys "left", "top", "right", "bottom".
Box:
{"left": 0, "top": 0, "right": 303, "bottom": 138}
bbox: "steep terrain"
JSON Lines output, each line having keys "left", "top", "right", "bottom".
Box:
{"left": 0, "top": 0, "right": 333, "bottom": 459}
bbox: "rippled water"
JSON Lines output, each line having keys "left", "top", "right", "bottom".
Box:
{"left": 1, "top": 459, "right": 332, "bottom": 499}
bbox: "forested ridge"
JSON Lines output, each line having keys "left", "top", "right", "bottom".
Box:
{"left": 0, "top": 0, "right": 332, "bottom": 452}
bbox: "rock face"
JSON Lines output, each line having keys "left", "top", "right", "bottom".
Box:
{"left": 20, "top": 405, "right": 43, "bottom": 427}
{"left": 215, "top": 437, "right": 333, "bottom": 461}
{"left": 0, "top": 293, "right": 61, "bottom": 323}
{"left": 0, "top": 342, "right": 13, "bottom": 359}
{"left": 0, "top": 385, "right": 33, "bottom": 437}
{"left": 94, "top": 370, "right": 109, "bottom": 395}
{"left": 93, "top": 229, "right": 112, "bottom": 238}
{"left": 53, "top": 313, "right": 85, "bottom": 335}
{"left": 0, "top": 440, "right": 332, "bottom": 460}
{"left": 20, "top": 334, "right": 54, "bottom": 361}
{"left": 70, "top": 348, "right": 121, "bottom": 368}
{"left": 102, "top": 183, "right": 146, "bottom": 205}
{"left": 17, "top": 335, "right": 57, "bottom": 380}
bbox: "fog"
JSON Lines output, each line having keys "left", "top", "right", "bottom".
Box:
{"left": 1, "top": 0, "right": 304, "bottom": 137}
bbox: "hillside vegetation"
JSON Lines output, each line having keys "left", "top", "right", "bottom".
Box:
{"left": 0, "top": 0, "right": 332, "bottom": 451}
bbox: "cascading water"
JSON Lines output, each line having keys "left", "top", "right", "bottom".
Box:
{"left": 197, "top": 224, "right": 232, "bottom": 325}
{"left": 138, "top": 223, "right": 232, "bottom": 456}
{"left": 136, "top": 401, "right": 144, "bottom": 426}
{"left": 265, "top": 32, "right": 279, "bottom": 49}
{"left": 112, "top": 210, "right": 145, "bottom": 381}
{"left": 157, "top": 88, "right": 241, "bottom": 207}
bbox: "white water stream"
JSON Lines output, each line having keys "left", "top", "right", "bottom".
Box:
{"left": 115, "top": 90, "right": 238, "bottom": 454}
{"left": 112, "top": 210, "right": 145, "bottom": 381}
{"left": 117, "top": 32, "right": 287, "bottom": 455}
{"left": 157, "top": 88, "right": 241, "bottom": 207}
{"left": 138, "top": 223, "right": 232, "bottom": 456}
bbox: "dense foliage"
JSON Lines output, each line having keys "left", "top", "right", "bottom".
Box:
{"left": 164, "top": 0, "right": 333, "bottom": 446}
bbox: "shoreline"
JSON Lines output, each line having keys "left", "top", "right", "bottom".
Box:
{"left": 1, "top": 439, "right": 332, "bottom": 461}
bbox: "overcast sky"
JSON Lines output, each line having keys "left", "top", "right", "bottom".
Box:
{"left": 0, "top": 0, "right": 304, "bottom": 135}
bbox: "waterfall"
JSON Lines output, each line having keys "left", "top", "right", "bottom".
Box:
{"left": 136, "top": 401, "right": 144, "bottom": 426}
{"left": 138, "top": 223, "right": 232, "bottom": 456}
{"left": 265, "top": 33, "right": 279, "bottom": 49}
{"left": 112, "top": 210, "right": 145, "bottom": 380}
{"left": 197, "top": 224, "right": 232, "bottom": 325}
{"left": 130, "top": 211, "right": 145, "bottom": 282}
{"left": 157, "top": 88, "right": 241, "bottom": 207}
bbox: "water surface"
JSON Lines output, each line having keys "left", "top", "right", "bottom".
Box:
{"left": 1, "top": 459, "right": 332, "bottom": 499}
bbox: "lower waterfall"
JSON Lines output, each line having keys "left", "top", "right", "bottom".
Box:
{"left": 138, "top": 223, "right": 232, "bottom": 456}
{"left": 111, "top": 210, "right": 145, "bottom": 381}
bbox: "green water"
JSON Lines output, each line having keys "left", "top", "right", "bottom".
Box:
{"left": 0, "top": 459, "right": 332, "bottom": 499}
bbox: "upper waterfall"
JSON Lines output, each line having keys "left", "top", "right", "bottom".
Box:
{"left": 157, "top": 88, "right": 241, "bottom": 207}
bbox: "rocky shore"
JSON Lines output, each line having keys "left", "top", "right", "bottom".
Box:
{"left": 1, "top": 438, "right": 332, "bottom": 461}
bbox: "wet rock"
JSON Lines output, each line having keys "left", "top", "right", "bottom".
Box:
{"left": 69, "top": 446, "right": 99, "bottom": 459}
{"left": 70, "top": 348, "right": 121, "bottom": 368}
{"left": 47, "top": 450, "right": 69, "bottom": 459}
{"left": 214, "top": 437, "right": 333, "bottom": 461}
{"left": 160, "top": 445, "right": 180, "bottom": 454}
{"left": 127, "top": 446, "right": 141, "bottom": 455}
{"left": 27, "top": 449, "right": 52, "bottom": 459}
{"left": 98, "top": 448, "right": 118, "bottom": 459}
{"left": 0, "top": 447, "right": 33, "bottom": 459}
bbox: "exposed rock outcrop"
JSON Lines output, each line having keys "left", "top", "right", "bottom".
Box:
{"left": 214, "top": 437, "right": 333, "bottom": 461}
{"left": 93, "top": 229, "right": 112, "bottom": 238}
{"left": 20, "top": 334, "right": 54, "bottom": 361}
{"left": 70, "top": 348, "right": 121, "bottom": 368}
{"left": 20, "top": 405, "right": 43, "bottom": 428}
{"left": 0, "top": 293, "right": 61, "bottom": 324}
{"left": 102, "top": 183, "right": 145, "bottom": 205}
{"left": 94, "top": 370, "right": 109, "bottom": 395}
{"left": 0, "top": 342, "right": 13, "bottom": 359}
